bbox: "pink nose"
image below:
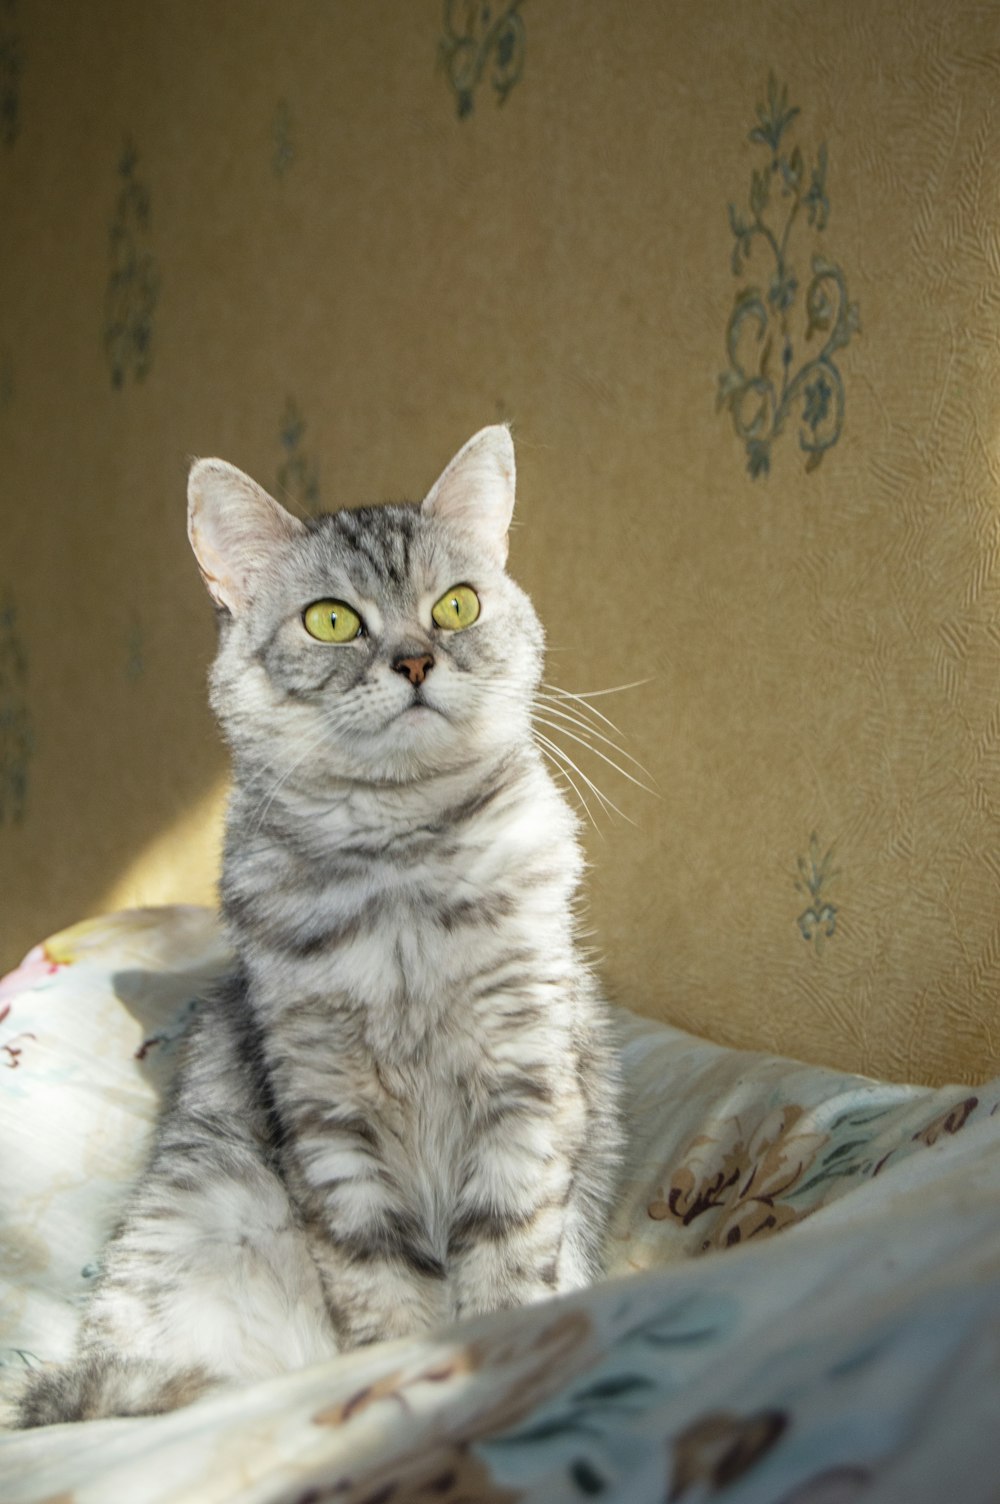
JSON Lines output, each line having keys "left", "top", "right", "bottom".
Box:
{"left": 393, "top": 654, "right": 434, "bottom": 687}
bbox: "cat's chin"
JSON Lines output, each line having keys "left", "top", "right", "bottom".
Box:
{"left": 351, "top": 709, "right": 504, "bottom": 785}
{"left": 380, "top": 708, "right": 464, "bottom": 766}
{"left": 393, "top": 703, "right": 442, "bottom": 724}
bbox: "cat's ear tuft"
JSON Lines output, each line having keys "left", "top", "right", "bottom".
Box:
{"left": 421, "top": 425, "right": 516, "bottom": 566}
{"left": 188, "top": 459, "right": 305, "bottom": 614}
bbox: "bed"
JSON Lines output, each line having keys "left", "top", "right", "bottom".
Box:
{"left": 1, "top": 904, "right": 998, "bottom": 1502}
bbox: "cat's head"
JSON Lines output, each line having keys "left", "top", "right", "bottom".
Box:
{"left": 188, "top": 426, "right": 544, "bottom": 787}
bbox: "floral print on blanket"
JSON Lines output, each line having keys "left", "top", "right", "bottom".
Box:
{"left": 651, "top": 1105, "right": 826, "bottom": 1249}
{"left": 1, "top": 906, "right": 1000, "bottom": 1500}
{"left": 647, "top": 1091, "right": 989, "bottom": 1254}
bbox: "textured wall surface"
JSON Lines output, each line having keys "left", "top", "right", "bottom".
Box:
{"left": 1, "top": 1, "right": 999, "bottom": 1083}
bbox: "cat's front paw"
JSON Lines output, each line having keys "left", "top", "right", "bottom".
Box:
{"left": 17, "top": 1353, "right": 219, "bottom": 1426}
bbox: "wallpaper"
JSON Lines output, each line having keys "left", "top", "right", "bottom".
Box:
{"left": 1, "top": 0, "right": 999, "bottom": 1085}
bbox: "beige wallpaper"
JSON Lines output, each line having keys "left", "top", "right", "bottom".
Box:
{"left": 2, "top": 1, "right": 999, "bottom": 1084}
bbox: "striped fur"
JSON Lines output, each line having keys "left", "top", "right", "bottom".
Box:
{"left": 18, "top": 427, "right": 622, "bottom": 1425}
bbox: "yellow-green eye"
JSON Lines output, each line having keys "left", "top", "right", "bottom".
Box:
{"left": 431, "top": 584, "right": 480, "bottom": 631}
{"left": 302, "top": 599, "right": 363, "bottom": 643}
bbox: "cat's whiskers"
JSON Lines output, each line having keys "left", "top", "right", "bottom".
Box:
{"left": 542, "top": 680, "right": 651, "bottom": 737}
{"left": 529, "top": 718, "right": 646, "bottom": 818}
{"left": 536, "top": 692, "right": 627, "bottom": 747}
{"left": 534, "top": 697, "right": 654, "bottom": 781}
{"left": 538, "top": 690, "right": 622, "bottom": 734}
{"left": 481, "top": 677, "right": 650, "bottom": 827}
{"left": 534, "top": 747, "right": 598, "bottom": 830}
{"left": 532, "top": 730, "right": 613, "bottom": 832}
{"left": 532, "top": 715, "right": 657, "bottom": 799}
{"left": 546, "top": 677, "right": 653, "bottom": 704}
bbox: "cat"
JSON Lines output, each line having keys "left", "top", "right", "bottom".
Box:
{"left": 18, "top": 424, "right": 622, "bottom": 1425}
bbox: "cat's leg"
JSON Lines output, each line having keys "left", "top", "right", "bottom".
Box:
{"left": 307, "top": 1233, "right": 449, "bottom": 1349}
{"left": 18, "top": 1355, "right": 214, "bottom": 1428}
{"left": 551, "top": 1030, "right": 623, "bottom": 1293}
{"left": 446, "top": 1087, "right": 597, "bottom": 1319}
{"left": 18, "top": 1134, "right": 337, "bottom": 1425}
{"left": 447, "top": 1035, "right": 623, "bottom": 1320}
{"left": 449, "top": 1197, "right": 585, "bottom": 1319}
{"left": 291, "top": 1125, "right": 451, "bottom": 1349}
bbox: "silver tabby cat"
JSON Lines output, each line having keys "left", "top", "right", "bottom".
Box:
{"left": 19, "top": 425, "right": 622, "bottom": 1425}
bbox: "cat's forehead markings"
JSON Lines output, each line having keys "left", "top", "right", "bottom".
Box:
{"left": 322, "top": 504, "right": 422, "bottom": 594}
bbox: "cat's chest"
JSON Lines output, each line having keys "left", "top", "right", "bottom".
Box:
{"left": 240, "top": 787, "right": 578, "bottom": 1065}
{"left": 279, "top": 1012, "right": 510, "bottom": 1253}
{"left": 252, "top": 843, "right": 541, "bottom": 1021}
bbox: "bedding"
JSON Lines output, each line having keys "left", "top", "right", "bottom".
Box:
{"left": 1, "top": 905, "right": 998, "bottom": 1501}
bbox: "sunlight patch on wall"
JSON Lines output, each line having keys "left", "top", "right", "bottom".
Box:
{"left": 97, "top": 779, "right": 228, "bottom": 918}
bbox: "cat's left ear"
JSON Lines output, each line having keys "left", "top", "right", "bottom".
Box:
{"left": 188, "top": 459, "right": 305, "bottom": 614}
{"left": 421, "top": 425, "right": 516, "bottom": 567}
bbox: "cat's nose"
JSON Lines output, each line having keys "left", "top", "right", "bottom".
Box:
{"left": 392, "top": 654, "right": 434, "bottom": 687}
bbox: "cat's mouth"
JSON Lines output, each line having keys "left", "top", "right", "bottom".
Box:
{"left": 393, "top": 689, "right": 448, "bottom": 723}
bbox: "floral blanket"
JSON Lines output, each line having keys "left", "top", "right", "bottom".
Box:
{"left": 1, "top": 906, "right": 999, "bottom": 1502}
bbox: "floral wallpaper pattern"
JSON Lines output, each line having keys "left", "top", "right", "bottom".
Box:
{"left": 439, "top": 0, "right": 526, "bottom": 118}
{"left": 0, "top": 348, "right": 12, "bottom": 409}
{"left": 717, "top": 76, "right": 860, "bottom": 479}
{"left": 0, "top": 0, "right": 20, "bottom": 148}
{"left": 276, "top": 397, "right": 321, "bottom": 512}
{"left": 1, "top": 1, "right": 997, "bottom": 1094}
{"left": 0, "top": 590, "right": 32, "bottom": 826}
{"left": 271, "top": 98, "right": 294, "bottom": 178}
{"left": 104, "top": 138, "right": 160, "bottom": 389}
{"left": 796, "top": 832, "right": 838, "bottom": 954}
{"left": 125, "top": 619, "right": 144, "bottom": 683}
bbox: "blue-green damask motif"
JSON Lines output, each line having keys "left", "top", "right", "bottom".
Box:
{"left": 0, "top": 590, "right": 33, "bottom": 825}
{"left": 272, "top": 99, "right": 294, "bottom": 178}
{"left": 0, "top": 348, "right": 13, "bottom": 410}
{"left": 0, "top": 0, "right": 21, "bottom": 148}
{"left": 439, "top": 1, "right": 525, "bottom": 120}
{"left": 718, "top": 76, "right": 860, "bottom": 479}
{"left": 125, "top": 618, "right": 144, "bottom": 682}
{"left": 796, "top": 832, "right": 838, "bottom": 954}
{"left": 277, "top": 398, "right": 320, "bottom": 512}
{"left": 104, "top": 139, "right": 160, "bottom": 389}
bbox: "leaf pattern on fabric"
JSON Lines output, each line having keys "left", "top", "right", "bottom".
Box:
{"left": 669, "top": 1409, "right": 788, "bottom": 1500}
{"left": 308, "top": 1308, "right": 594, "bottom": 1497}
{"left": 912, "top": 1096, "right": 977, "bottom": 1146}
{"left": 659, "top": 1106, "right": 828, "bottom": 1250}
{"left": 4, "top": 907, "right": 1000, "bottom": 1495}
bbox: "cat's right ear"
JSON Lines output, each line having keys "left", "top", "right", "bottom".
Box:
{"left": 421, "top": 425, "right": 516, "bottom": 567}
{"left": 187, "top": 459, "right": 305, "bottom": 614}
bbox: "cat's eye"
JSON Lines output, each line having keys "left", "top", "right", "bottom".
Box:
{"left": 431, "top": 584, "right": 480, "bottom": 631}
{"left": 302, "top": 599, "right": 364, "bottom": 643}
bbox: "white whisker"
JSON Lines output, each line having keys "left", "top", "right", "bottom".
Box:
{"left": 542, "top": 680, "right": 649, "bottom": 738}
{"left": 534, "top": 730, "right": 635, "bottom": 826}
{"left": 533, "top": 701, "right": 654, "bottom": 781}
{"left": 537, "top": 691, "right": 625, "bottom": 742}
{"left": 533, "top": 734, "right": 603, "bottom": 834}
{"left": 550, "top": 678, "right": 652, "bottom": 700}
{"left": 540, "top": 683, "right": 628, "bottom": 738}
{"left": 533, "top": 717, "right": 658, "bottom": 798}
